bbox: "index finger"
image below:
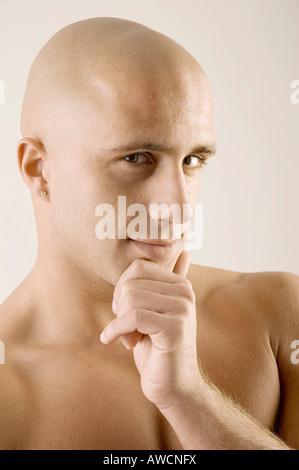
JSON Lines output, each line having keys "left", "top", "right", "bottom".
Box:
{"left": 115, "top": 256, "right": 183, "bottom": 290}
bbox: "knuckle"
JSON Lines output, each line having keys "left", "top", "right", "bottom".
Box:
{"left": 122, "top": 279, "right": 135, "bottom": 293}
{"left": 176, "top": 294, "right": 192, "bottom": 312}
{"left": 184, "top": 278, "right": 193, "bottom": 290}
{"left": 125, "top": 288, "right": 139, "bottom": 305}
{"left": 178, "top": 281, "right": 195, "bottom": 303}
{"left": 132, "top": 307, "right": 143, "bottom": 317}
{"left": 117, "top": 279, "right": 135, "bottom": 303}
{"left": 187, "top": 287, "right": 196, "bottom": 303}
{"left": 181, "top": 298, "right": 191, "bottom": 312}
{"left": 131, "top": 307, "right": 143, "bottom": 324}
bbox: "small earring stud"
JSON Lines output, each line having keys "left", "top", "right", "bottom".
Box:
{"left": 41, "top": 190, "right": 47, "bottom": 196}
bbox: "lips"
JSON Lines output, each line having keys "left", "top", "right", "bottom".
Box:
{"left": 128, "top": 238, "right": 181, "bottom": 259}
{"left": 131, "top": 239, "right": 179, "bottom": 246}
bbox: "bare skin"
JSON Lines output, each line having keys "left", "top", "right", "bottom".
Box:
{"left": 0, "top": 264, "right": 298, "bottom": 449}
{"left": 0, "top": 17, "right": 298, "bottom": 450}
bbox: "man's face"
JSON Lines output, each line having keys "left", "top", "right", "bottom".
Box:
{"left": 45, "top": 67, "right": 214, "bottom": 285}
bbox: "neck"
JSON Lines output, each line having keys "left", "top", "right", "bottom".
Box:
{"left": 23, "top": 246, "right": 115, "bottom": 347}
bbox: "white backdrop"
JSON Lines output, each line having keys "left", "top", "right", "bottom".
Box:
{"left": 0, "top": 0, "right": 298, "bottom": 303}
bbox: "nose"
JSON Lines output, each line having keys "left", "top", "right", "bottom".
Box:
{"left": 147, "top": 165, "right": 194, "bottom": 238}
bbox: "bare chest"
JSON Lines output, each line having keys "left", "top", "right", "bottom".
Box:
{"left": 16, "top": 277, "right": 281, "bottom": 449}
{"left": 17, "top": 351, "right": 181, "bottom": 450}
{"left": 18, "top": 329, "right": 280, "bottom": 451}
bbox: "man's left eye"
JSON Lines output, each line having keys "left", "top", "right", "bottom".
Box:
{"left": 183, "top": 156, "right": 205, "bottom": 168}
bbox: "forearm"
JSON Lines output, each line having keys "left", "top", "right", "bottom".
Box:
{"left": 159, "top": 374, "right": 291, "bottom": 450}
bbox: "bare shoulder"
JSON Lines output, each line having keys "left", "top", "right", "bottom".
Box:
{"left": 188, "top": 262, "right": 299, "bottom": 354}
{"left": 188, "top": 261, "right": 298, "bottom": 308}
{"left": 224, "top": 268, "right": 299, "bottom": 342}
{"left": 188, "top": 262, "right": 299, "bottom": 312}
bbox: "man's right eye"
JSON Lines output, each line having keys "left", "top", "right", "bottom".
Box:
{"left": 122, "top": 153, "right": 152, "bottom": 165}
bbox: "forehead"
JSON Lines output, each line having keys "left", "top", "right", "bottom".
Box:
{"left": 44, "top": 61, "right": 214, "bottom": 161}
{"left": 83, "top": 68, "right": 214, "bottom": 145}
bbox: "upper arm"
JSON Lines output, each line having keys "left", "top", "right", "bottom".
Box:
{"left": 270, "top": 272, "right": 299, "bottom": 449}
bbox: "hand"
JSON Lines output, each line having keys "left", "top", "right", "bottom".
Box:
{"left": 100, "top": 250, "right": 200, "bottom": 410}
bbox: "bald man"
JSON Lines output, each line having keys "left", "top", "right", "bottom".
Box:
{"left": 0, "top": 17, "right": 298, "bottom": 450}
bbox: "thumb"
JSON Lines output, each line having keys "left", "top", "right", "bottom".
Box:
{"left": 173, "top": 250, "right": 191, "bottom": 278}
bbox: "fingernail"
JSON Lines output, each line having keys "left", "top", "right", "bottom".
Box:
{"left": 112, "top": 300, "right": 117, "bottom": 314}
{"left": 100, "top": 331, "right": 106, "bottom": 343}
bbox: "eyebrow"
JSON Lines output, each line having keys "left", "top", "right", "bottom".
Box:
{"left": 104, "top": 141, "right": 217, "bottom": 157}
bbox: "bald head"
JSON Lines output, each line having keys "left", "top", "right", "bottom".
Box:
{"left": 18, "top": 17, "right": 214, "bottom": 283}
{"left": 21, "top": 17, "right": 211, "bottom": 150}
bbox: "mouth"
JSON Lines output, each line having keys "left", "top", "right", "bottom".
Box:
{"left": 128, "top": 238, "right": 181, "bottom": 259}
{"left": 132, "top": 239, "right": 179, "bottom": 246}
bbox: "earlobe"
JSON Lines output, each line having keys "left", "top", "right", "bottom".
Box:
{"left": 17, "top": 137, "right": 49, "bottom": 199}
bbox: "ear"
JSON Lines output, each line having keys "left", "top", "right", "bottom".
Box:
{"left": 17, "top": 137, "right": 49, "bottom": 200}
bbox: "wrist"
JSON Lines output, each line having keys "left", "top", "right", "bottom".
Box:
{"left": 156, "top": 372, "right": 214, "bottom": 450}
{"left": 157, "top": 371, "right": 208, "bottom": 415}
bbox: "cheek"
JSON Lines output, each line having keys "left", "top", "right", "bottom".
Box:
{"left": 49, "top": 169, "right": 93, "bottom": 239}
{"left": 190, "top": 173, "right": 202, "bottom": 198}
{"left": 50, "top": 167, "right": 123, "bottom": 249}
